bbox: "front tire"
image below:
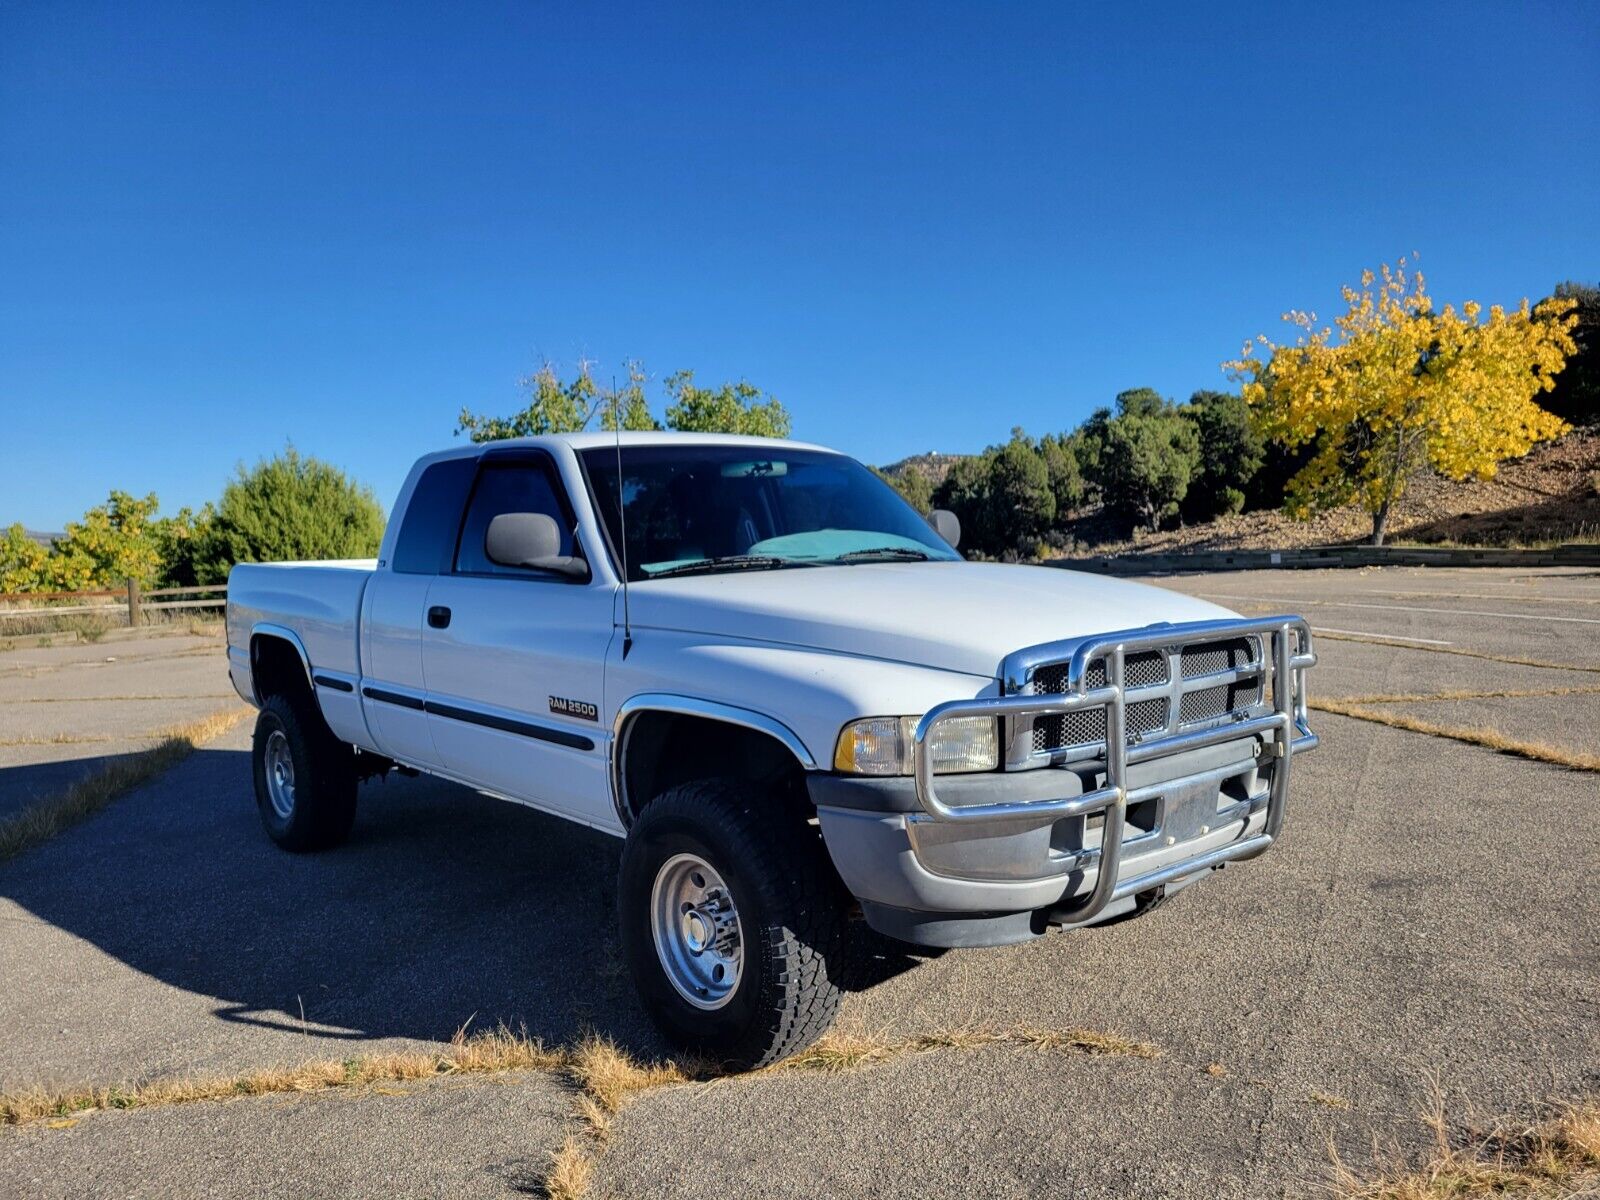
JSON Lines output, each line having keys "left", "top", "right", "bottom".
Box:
{"left": 618, "top": 779, "right": 846, "bottom": 1068}
{"left": 251, "top": 695, "right": 357, "bottom": 852}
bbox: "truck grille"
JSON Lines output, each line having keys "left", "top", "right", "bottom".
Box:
{"left": 1027, "top": 636, "right": 1265, "bottom": 755}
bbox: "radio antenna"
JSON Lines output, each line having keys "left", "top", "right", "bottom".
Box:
{"left": 612, "top": 379, "right": 633, "bottom": 658}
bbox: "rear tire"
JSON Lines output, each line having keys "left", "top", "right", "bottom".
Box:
{"left": 252, "top": 695, "right": 357, "bottom": 852}
{"left": 618, "top": 779, "right": 846, "bottom": 1069}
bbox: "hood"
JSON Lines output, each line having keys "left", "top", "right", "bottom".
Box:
{"left": 625, "top": 561, "right": 1239, "bottom": 679}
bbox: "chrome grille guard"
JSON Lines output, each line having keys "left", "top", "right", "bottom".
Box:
{"left": 912, "top": 616, "right": 1318, "bottom": 924}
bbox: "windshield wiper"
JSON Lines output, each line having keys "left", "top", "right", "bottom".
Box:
{"left": 649, "top": 555, "right": 794, "bottom": 579}
{"left": 829, "top": 547, "right": 934, "bottom": 564}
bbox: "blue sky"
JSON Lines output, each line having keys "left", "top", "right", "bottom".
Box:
{"left": 2, "top": 1, "right": 1596, "bottom": 530}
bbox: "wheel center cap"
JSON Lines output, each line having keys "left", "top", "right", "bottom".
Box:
{"left": 681, "top": 909, "right": 714, "bottom": 953}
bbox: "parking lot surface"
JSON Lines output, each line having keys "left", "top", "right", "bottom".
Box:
{"left": 1, "top": 566, "right": 1596, "bottom": 1198}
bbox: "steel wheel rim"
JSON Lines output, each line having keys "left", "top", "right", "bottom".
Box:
{"left": 264, "top": 729, "right": 297, "bottom": 819}
{"left": 650, "top": 852, "right": 744, "bottom": 1011}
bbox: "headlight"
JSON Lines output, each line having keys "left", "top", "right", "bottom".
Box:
{"left": 833, "top": 715, "right": 999, "bottom": 776}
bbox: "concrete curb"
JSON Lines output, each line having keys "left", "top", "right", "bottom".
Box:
{"left": 1047, "top": 543, "right": 1600, "bottom": 575}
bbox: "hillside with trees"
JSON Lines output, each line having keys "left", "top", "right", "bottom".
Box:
{"left": 879, "top": 269, "right": 1595, "bottom": 559}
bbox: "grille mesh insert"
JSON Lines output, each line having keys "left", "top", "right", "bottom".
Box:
{"left": 1178, "top": 679, "right": 1262, "bottom": 724}
{"left": 1034, "top": 651, "right": 1167, "bottom": 695}
{"left": 1025, "top": 636, "right": 1267, "bottom": 756}
{"left": 1031, "top": 698, "right": 1168, "bottom": 752}
{"left": 1181, "top": 637, "right": 1258, "bottom": 678}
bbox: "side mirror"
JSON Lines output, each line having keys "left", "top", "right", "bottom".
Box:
{"left": 929, "top": 508, "right": 961, "bottom": 550}
{"left": 485, "top": 512, "right": 589, "bottom": 579}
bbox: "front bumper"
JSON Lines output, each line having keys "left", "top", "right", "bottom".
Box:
{"left": 810, "top": 615, "right": 1318, "bottom": 947}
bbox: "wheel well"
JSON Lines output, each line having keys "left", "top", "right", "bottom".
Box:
{"left": 250, "top": 634, "right": 315, "bottom": 713}
{"left": 618, "top": 711, "right": 810, "bottom": 825}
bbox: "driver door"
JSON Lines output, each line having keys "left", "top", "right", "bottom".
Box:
{"left": 420, "top": 449, "right": 616, "bottom": 826}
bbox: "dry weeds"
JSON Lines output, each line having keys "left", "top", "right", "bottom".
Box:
{"left": 0, "top": 1026, "right": 561, "bottom": 1127}
{"left": 0, "top": 707, "right": 249, "bottom": 863}
{"left": 1334, "top": 1097, "right": 1600, "bottom": 1199}
{"left": 1308, "top": 698, "right": 1600, "bottom": 772}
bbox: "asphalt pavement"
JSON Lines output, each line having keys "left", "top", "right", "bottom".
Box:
{"left": 1, "top": 566, "right": 1596, "bottom": 1199}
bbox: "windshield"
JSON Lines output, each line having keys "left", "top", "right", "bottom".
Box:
{"left": 580, "top": 445, "right": 961, "bottom": 582}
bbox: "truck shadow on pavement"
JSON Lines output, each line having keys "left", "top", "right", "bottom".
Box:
{"left": 0, "top": 746, "right": 927, "bottom": 1065}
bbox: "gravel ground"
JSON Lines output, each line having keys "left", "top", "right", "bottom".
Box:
{"left": 0, "top": 568, "right": 1594, "bottom": 1199}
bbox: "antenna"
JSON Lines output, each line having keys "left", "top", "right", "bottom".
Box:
{"left": 612, "top": 380, "right": 633, "bottom": 658}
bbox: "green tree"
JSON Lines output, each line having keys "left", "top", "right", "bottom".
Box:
{"left": 457, "top": 361, "right": 657, "bottom": 442}
{"left": 1538, "top": 281, "right": 1599, "bottom": 426}
{"left": 151, "top": 504, "right": 217, "bottom": 588}
{"left": 194, "top": 448, "right": 385, "bottom": 582}
{"left": 988, "top": 433, "right": 1056, "bottom": 548}
{"left": 662, "top": 371, "right": 791, "bottom": 437}
{"left": 932, "top": 454, "right": 998, "bottom": 554}
{"left": 1113, "top": 387, "right": 1167, "bottom": 418}
{"left": 1180, "top": 391, "right": 1263, "bottom": 519}
{"left": 1038, "top": 432, "right": 1085, "bottom": 515}
{"left": 1095, "top": 408, "right": 1200, "bottom": 533}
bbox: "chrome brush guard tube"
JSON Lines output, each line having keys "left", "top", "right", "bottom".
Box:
{"left": 912, "top": 616, "right": 1318, "bottom": 925}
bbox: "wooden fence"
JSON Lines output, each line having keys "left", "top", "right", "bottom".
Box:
{"left": 0, "top": 581, "right": 227, "bottom": 627}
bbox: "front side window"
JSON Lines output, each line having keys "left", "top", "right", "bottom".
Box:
{"left": 454, "top": 460, "right": 579, "bottom": 576}
{"left": 581, "top": 445, "right": 960, "bottom": 582}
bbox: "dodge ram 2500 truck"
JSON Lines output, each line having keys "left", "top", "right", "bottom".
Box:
{"left": 226, "top": 432, "right": 1318, "bottom": 1066}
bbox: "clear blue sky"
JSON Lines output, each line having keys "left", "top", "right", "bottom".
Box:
{"left": 2, "top": 1, "right": 1596, "bottom": 530}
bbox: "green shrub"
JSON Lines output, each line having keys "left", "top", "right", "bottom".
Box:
{"left": 193, "top": 448, "right": 385, "bottom": 582}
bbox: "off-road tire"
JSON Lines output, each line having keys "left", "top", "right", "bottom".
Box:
{"left": 251, "top": 694, "right": 357, "bottom": 852}
{"left": 618, "top": 779, "right": 846, "bottom": 1069}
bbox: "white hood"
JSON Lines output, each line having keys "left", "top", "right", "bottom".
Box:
{"left": 625, "top": 561, "right": 1238, "bottom": 679}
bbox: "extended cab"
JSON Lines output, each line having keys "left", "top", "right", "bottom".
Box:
{"left": 227, "top": 433, "right": 1318, "bottom": 1066}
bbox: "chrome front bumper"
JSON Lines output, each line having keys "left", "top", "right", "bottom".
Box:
{"left": 910, "top": 615, "right": 1318, "bottom": 927}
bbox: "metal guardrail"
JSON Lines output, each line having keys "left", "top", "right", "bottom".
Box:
{"left": 0, "top": 581, "right": 226, "bottom": 625}
{"left": 912, "top": 615, "right": 1318, "bottom": 925}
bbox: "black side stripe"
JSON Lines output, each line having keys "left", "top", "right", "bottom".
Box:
{"left": 362, "top": 685, "right": 424, "bottom": 711}
{"left": 314, "top": 674, "right": 354, "bottom": 693}
{"left": 360, "top": 687, "right": 594, "bottom": 751}
{"left": 425, "top": 700, "right": 595, "bottom": 751}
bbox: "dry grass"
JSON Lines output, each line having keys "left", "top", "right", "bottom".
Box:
{"left": 769, "top": 1024, "right": 1161, "bottom": 1076}
{"left": 1311, "top": 631, "right": 1600, "bottom": 676}
{"left": 0, "top": 706, "right": 250, "bottom": 863}
{"left": 1335, "top": 1098, "right": 1600, "bottom": 1199}
{"left": 543, "top": 1135, "right": 596, "bottom": 1200}
{"left": 1337, "top": 685, "right": 1600, "bottom": 705}
{"left": 9, "top": 693, "right": 238, "bottom": 703}
{"left": 1309, "top": 698, "right": 1600, "bottom": 773}
{"left": 0, "top": 732, "right": 119, "bottom": 747}
{"left": 567, "top": 1035, "right": 691, "bottom": 1123}
{"left": 0, "top": 1026, "right": 562, "bottom": 1127}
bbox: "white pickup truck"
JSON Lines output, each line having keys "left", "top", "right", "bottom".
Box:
{"left": 226, "top": 432, "right": 1318, "bottom": 1066}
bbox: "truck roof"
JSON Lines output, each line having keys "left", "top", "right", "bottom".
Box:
{"left": 418, "top": 431, "right": 838, "bottom": 465}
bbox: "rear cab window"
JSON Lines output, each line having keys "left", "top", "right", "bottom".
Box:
{"left": 391, "top": 457, "right": 477, "bottom": 574}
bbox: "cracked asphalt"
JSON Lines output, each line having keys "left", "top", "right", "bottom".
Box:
{"left": 1, "top": 566, "right": 1596, "bottom": 1199}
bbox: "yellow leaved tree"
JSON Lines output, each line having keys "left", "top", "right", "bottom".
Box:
{"left": 1227, "top": 260, "right": 1577, "bottom": 544}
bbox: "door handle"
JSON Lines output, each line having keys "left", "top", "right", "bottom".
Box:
{"left": 427, "top": 605, "right": 452, "bottom": 629}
